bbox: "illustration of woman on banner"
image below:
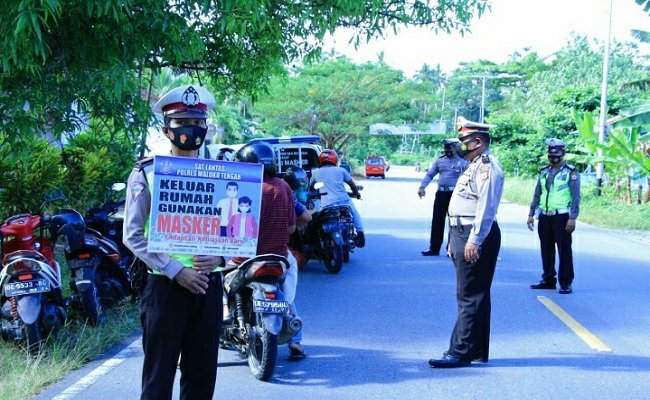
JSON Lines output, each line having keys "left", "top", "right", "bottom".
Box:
{"left": 226, "top": 196, "right": 258, "bottom": 239}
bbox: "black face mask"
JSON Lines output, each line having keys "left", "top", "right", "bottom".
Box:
{"left": 168, "top": 125, "right": 208, "bottom": 151}
{"left": 548, "top": 154, "right": 563, "bottom": 165}
{"left": 454, "top": 139, "right": 477, "bottom": 159}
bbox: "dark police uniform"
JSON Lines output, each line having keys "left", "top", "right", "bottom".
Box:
{"left": 529, "top": 139, "right": 580, "bottom": 293}
{"left": 438, "top": 117, "right": 504, "bottom": 365}
{"left": 419, "top": 141, "right": 468, "bottom": 255}
{"left": 123, "top": 85, "right": 223, "bottom": 400}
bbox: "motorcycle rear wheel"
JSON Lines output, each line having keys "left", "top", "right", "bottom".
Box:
{"left": 79, "top": 282, "right": 103, "bottom": 326}
{"left": 324, "top": 241, "right": 343, "bottom": 274}
{"left": 247, "top": 311, "right": 278, "bottom": 381}
{"left": 24, "top": 321, "right": 42, "bottom": 355}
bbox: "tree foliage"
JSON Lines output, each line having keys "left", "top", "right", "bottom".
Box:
{"left": 0, "top": 0, "right": 489, "bottom": 144}
{"left": 251, "top": 58, "right": 440, "bottom": 155}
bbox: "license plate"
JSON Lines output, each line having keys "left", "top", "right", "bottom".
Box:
{"left": 4, "top": 278, "right": 50, "bottom": 296}
{"left": 322, "top": 221, "right": 339, "bottom": 232}
{"left": 67, "top": 257, "right": 97, "bottom": 269}
{"left": 253, "top": 299, "right": 289, "bottom": 313}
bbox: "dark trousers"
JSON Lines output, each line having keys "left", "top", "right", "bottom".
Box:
{"left": 140, "top": 273, "right": 223, "bottom": 400}
{"left": 537, "top": 213, "right": 574, "bottom": 287}
{"left": 447, "top": 222, "right": 500, "bottom": 362}
{"left": 429, "top": 190, "right": 453, "bottom": 252}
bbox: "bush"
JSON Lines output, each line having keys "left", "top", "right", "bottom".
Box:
{"left": 0, "top": 138, "right": 67, "bottom": 219}
{"left": 61, "top": 131, "right": 134, "bottom": 211}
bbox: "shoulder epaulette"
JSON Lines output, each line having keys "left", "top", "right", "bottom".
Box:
{"left": 564, "top": 163, "right": 576, "bottom": 171}
{"left": 481, "top": 154, "right": 490, "bottom": 164}
{"left": 539, "top": 165, "right": 551, "bottom": 172}
{"left": 134, "top": 156, "right": 154, "bottom": 172}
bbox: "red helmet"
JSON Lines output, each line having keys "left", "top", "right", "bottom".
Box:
{"left": 318, "top": 149, "right": 339, "bottom": 166}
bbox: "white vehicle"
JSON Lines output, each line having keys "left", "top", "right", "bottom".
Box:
{"left": 247, "top": 135, "right": 323, "bottom": 178}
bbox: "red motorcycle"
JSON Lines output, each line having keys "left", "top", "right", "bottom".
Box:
{"left": 0, "top": 190, "right": 67, "bottom": 354}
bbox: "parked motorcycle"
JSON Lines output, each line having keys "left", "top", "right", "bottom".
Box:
{"left": 0, "top": 190, "right": 67, "bottom": 354}
{"left": 84, "top": 183, "right": 132, "bottom": 269}
{"left": 220, "top": 254, "right": 301, "bottom": 381}
{"left": 50, "top": 191, "right": 131, "bottom": 325}
{"left": 292, "top": 183, "right": 362, "bottom": 274}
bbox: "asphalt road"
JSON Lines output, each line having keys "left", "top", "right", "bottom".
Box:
{"left": 35, "top": 165, "right": 650, "bottom": 400}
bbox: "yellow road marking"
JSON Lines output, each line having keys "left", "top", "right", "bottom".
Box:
{"left": 537, "top": 296, "right": 612, "bottom": 353}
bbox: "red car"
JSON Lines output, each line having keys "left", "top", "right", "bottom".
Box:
{"left": 365, "top": 156, "right": 386, "bottom": 179}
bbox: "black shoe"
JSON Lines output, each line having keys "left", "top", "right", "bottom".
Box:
{"left": 530, "top": 280, "right": 556, "bottom": 290}
{"left": 288, "top": 342, "right": 306, "bottom": 361}
{"left": 355, "top": 232, "right": 365, "bottom": 248}
{"left": 559, "top": 285, "right": 573, "bottom": 294}
{"left": 428, "top": 353, "right": 471, "bottom": 368}
{"left": 421, "top": 249, "right": 440, "bottom": 256}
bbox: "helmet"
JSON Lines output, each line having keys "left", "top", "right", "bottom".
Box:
{"left": 283, "top": 166, "right": 308, "bottom": 190}
{"left": 50, "top": 209, "right": 86, "bottom": 253}
{"left": 283, "top": 166, "right": 309, "bottom": 203}
{"left": 318, "top": 149, "right": 339, "bottom": 166}
{"left": 235, "top": 142, "right": 277, "bottom": 175}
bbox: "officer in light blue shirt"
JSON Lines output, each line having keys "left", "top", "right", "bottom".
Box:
{"left": 418, "top": 139, "right": 469, "bottom": 256}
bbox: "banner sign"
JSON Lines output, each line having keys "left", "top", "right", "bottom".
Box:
{"left": 147, "top": 155, "right": 263, "bottom": 258}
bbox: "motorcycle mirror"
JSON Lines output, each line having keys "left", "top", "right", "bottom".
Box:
{"left": 111, "top": 183, "right": 126, "bottom": 192}
{"left": 313, "top": 182, "right": 324, "bottom": 190}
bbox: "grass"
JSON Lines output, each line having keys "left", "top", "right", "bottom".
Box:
{"left": 0, "top": 303, "right": 140, "bottom": 400}
{"left": 0, "top": 247, "right": 140, "bottom": 400}
{"left": 503, "top": 176, "right": 650, "bottom": 231}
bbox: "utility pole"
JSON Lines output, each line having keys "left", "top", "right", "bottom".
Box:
{"left": 596, "top": 0, "right": 613, "bottom": 196}
{"left": 480, "top": 75, "right": 486, "bottom": 123}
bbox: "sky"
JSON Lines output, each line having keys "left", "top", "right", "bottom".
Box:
{"left": 324, "top": 0, "right": 650, "bottom": 77}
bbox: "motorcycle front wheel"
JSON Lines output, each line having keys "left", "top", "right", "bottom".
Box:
{"left": 247, "top": 310, "right": 278, "bottom": 381}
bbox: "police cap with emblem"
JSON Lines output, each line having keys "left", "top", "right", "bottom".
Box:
{"left": 153, "top": 85, "right": 216, "bottom": 119}
{"left": 442, "top": 138, "right": 459, "bottom": 148}
{"left": 545, "top": 138, "right": 566, "bottom": 155}
{"left": 456, "top": 116, "right": 494, "bottom": 140}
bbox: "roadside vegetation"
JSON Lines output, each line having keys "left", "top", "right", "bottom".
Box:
{"left": 504, "top": 176, "right": 650, "bottom": 231}
{"left": 0, "top": 303, "right": 139, "bottom": 400}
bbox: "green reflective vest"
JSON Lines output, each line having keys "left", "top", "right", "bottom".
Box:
{"left": 539, "top": 166, "right": 572, "bottom": 212}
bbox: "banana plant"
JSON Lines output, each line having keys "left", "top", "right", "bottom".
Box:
{"left": 572, "top": 110, "right": 650, "bottom": 202}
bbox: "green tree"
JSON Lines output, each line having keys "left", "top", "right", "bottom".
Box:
{"left": 0, "top": 0, "right": 489, "bottom": 145}
{"left": 251, "top": 59, "right": 440, "bottom": 157}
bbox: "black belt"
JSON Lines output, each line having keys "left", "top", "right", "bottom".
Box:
{"left": 438, "top": 186, "right": 455, "bottom": 192}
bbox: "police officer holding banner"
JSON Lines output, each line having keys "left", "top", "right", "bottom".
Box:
{"left": 418, "top": 138, "right": 469, "bottom": 256}
{"left": 527, "top": 138, "right": 580, "bottom": 294}
{"left": 429, "top": 117, "right": 504, "bottom": 369}
{"left": 123, "top": 85, "right": 224, "bottom": 399}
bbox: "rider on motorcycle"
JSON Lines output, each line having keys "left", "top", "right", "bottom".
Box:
{"left": 310, "top": 149, "right": 365, "bottom": 248}
{"left": 235, "top": 142, "right": 306, "bottom": 360}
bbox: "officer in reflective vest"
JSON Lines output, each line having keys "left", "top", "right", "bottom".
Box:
{"left": 123, "top": 84, "right": 224, "bottom": 400}
{"left": 527, "top": 138, "right": 580, "bottom": 294}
